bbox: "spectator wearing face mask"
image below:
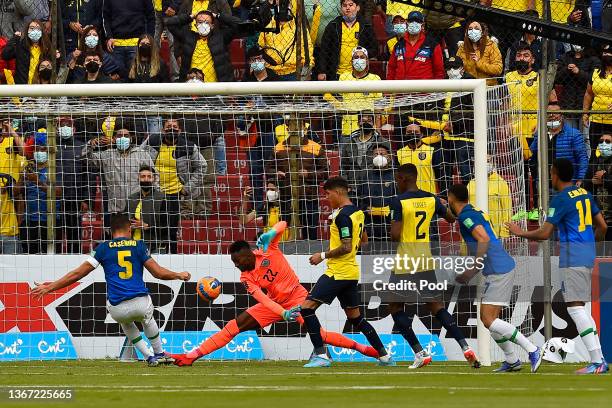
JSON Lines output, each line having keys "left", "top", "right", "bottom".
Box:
{"left": 67, "top": 26, "right": 120, "bottom": 83}
{"left": 529, "top": 102, "right": 588, "bottom": 204}
{"left": 324, "top": 46, "right": 382, "bottom": 139}
{"left": 61, "top": 0, "right": 102, "bottom": 55}
{"left": 0, "top": 1, "right": 49, "bottom": 40}
{"left": 73, "top": 51, "right": 115, "bottom": 83}
{"left": 2, "top": 19, "right": 52, "bottom": 84}
{"left": 125, "top": 165, "right": 169, "bottom": 253}
{"left": 103, "top": 0, "right": 155, "bottom": 80}
{"left": 467, "top": 158, "right": 512, "bottom": 239}
{"left": 584, "top": 133, "right": 612, "bottom": 243}
{"left": 505, "top": 9, "right": 542, "bottom": 73}
{"left": 396, "top": 123, "right": 437, "bottom": 194}
{"left": 554, "top": 43, "right": 599, "bottom": 136}
{"left": 243, "top": 46, "right": 279, "bottom": 82}
{"left": 153, "top": 0, "right": 181, "bottom": 82}
{"left": 56, "top": 117, "right": 94, "bottom": 253}
{"left": 386, "top": 13, "right": 407, "bottom": 57}
{"left": 316, "top": 0, "right": 378, "bottom": 81}
{"left": 141, "top": 119, "right": 206, "bottom": 250}
{"left": 31, "top": 57, "right": 54, "bottom": 84}
{"left": 127, "top": 34, "right": 169, "bottom": 82}
{"left": 583, "top": 45, "right": 612, "bottom": 154}
{"left": 84, "top": 123, "right": 155, "bottom": 218}
{"left": 456, "top": 21, "right": 502, "bottom": 86}
{"left": 240, "top": 184, "right": 290, "bottom": 242}
{"left": 340, "top": 113, "right": 390, "bottom": 192}
{"left": 19, "top": 132, "right": 61, "bottom": 254}
{"left": 356, "top": 144, "right": 396, "bottom": 242}
{"left": 386, "top": 11, "right": 444, "bottom": 81}
{"left": 167, "top": 9, "right": 238, "bottom": 82}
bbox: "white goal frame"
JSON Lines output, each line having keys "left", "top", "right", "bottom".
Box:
{"left": 0, "top": 79, "right": 492, "bottom": 365}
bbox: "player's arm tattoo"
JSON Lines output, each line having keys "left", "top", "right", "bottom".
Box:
{"left": 324, "top": 237, "right": 353, "bottom": 258}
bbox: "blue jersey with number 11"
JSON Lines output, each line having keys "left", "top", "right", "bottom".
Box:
{"left": 89, "top": 238, "right": 152, "bottom": 305}
{"left": 546, "top": 186, "right": 600, "bottom": 268}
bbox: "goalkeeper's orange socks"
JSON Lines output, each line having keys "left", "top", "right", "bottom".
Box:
{"left": 321, "top": 330, "right": 379, "bottom": 358}
{"left": 186, "top": 319, "right": 240, "bottom": 359}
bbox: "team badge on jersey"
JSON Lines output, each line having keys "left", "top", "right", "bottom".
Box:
{"left": 340, "top": 227, "right": 350, "bottom": 238}
{"left": 418, "top": 152, "right": 427, "bottom": 160}
{"left": 261, "top": 259, "right": 270, "bottom": 267}
{"left": 463, "top": 218, "right": 474, "bottom": 228}
{"left": 526, "top": 78, "right": 535, "bottom": 87}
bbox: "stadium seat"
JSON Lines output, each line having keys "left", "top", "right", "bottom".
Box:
{"left": 326, "top": 150, "right": 340, "bottom": 177}
{"left": 368, "top": 60, "right": 387, "bottom": 80}
{"left": 372, "top": 14, "right": 387, "bottom": 44}
{"left": 179, "top": 219, "right": 258, "bottom": 243}
{"left": 211, "top": 199, "right": 242, "bottom": 217}
{"left": 81, "top": 218, "right": 103, "bottom": 254}
{"left": 176, "top": 242, "right": 232, "bottom": 255}
{"left": 224, "top": 151, "right": 249, "bottom": 174}
{"left": 230, "top": 39, "right": 246, "bottom": 80}
{"left": 213, "top": 175, "right": 246, "bottom": 200}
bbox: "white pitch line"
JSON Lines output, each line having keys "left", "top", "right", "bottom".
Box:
{"left": 6, "top": 385, "right": 605, "bottom": 392}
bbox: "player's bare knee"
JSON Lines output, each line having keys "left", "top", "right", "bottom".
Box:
{"left": 301, "top": 299, "right": 320, "bottom": 310}
{"left": 344, "top": 307, "right": 361, "bottom": 320}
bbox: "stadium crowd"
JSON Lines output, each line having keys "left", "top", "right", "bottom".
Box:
{"left": 0, "top": 0, "right": 610, "bottom": 254}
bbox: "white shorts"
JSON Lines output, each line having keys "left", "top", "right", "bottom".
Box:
{"left": 561, "top": 266, "right": 592, "bottom": 303}
{"left": 106, "top": 295, "right": 154, "bottom": 324}
{"left": 481, "top": 271, "right": 515, "bottom": 306}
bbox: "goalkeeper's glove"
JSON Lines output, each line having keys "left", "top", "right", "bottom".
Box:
{"left": 256, "top": 229, "right": 277, "bottom": 252}
{"left": 281, "top": 305, "right": 301, "bottom": 322}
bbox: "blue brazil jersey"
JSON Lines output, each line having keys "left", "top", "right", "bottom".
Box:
{"left": 546, "top": 186, "right": 600, "bottom": 268}
{"left": 458, "top": 204, "right": 515, "bottom": 275}
{"left": 89, "top": 238, "right": 152, "bottom": 305}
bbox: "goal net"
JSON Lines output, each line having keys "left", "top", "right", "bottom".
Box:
{"left": 0, "top": 81, "right": 532, "bottom": 363}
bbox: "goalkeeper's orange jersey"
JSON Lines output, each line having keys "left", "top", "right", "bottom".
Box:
{"left": 240, "top": 222, "right": 307, "bottom": 315}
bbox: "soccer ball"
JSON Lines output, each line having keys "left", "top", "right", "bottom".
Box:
{"left": 196, "top": 277, "right": 222, "bottom": 302}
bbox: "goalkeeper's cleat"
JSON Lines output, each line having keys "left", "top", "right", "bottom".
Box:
{"left": 511, "top": 210, "right": 528, "bottom": 221}
{"left": 303, "top": 355, "right": 331, "bottom": 368}
{"left": 493, "top": 360, "right": 522, "bottom": 372}
{"left": 528, "top": 347, "right": 543, "bottom": 373}
{"left": 575, "top": 360, "right": 609, "bottom": 375}
{"left": 464, "top": 347, "right": 481, "bottom": 368}
{"left": 527, "top": 208, "right": 540, "bottom": 221}
{"left": 154, "top": 352, "right": 175, "bottom": 365}
{"left": 377, "top": 355, "right": 397, "bottom": 366}
{"left": 409, "top": 350, "right": 432, "bottom": 369}
{"left": 170, "top": 353, "right": 198, "bottom": 367}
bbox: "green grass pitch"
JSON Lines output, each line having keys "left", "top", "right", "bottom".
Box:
{"left": 2, "top": 361, "right": 609, "bottom": 408}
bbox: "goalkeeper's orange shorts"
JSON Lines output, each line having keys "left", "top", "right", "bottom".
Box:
{"left": 245, "top": 285, "right": 308, "bottom": 327}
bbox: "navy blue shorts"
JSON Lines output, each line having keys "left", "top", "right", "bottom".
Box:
{"left": 307, "top": 274, "right": 360, "bottom": 309}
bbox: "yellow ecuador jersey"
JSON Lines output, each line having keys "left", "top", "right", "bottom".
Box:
{"left": 390, "top": 190, "right": 446, "bottom": 273}
{"left": 536, "top": 0, "right": 576, "bottom": 24}
{"left": 338, "top": 21, "right": 360, "bottom": 75}
{"left": 156, "top": 145, "right": 183, "bottom": 194}
{"left": 591, "top": 69, "right": 612, "bottom": 125}
{"left": 467, "top": 172, "right": 512, "bottom": 238}
{"left": 491, "top": 0, "right": 529, "bottom": 12}
{"left": 28, "top": 44, "right": 40, "bottom": 84}
{"left": 325, "top": 205, "right": 365, "bottom": 280}
{"left": 191, "top": 38, "right": 218, "bottom": 82}
{"left": 396, "top": 143, "right": 436, "bottom": 194}
{"left": 505, "top": 69, "right": 539, "bottom": 159}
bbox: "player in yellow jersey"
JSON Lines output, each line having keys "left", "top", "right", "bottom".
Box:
{"left": 388, "top": 164, "right": 480, "bottom": 368}
{"left": 300, "top": 176, "right": 394, "bottom": 367}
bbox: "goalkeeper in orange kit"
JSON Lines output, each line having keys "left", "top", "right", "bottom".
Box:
{"left": 171, "top": 221, "right": 379, "bottom": 366}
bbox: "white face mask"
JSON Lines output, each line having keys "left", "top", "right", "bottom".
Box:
{"left": 447, "top": 68, "right": 463, "bottom": 79}
{"left": 407, "top": 22, "right": 421, "bottom": 35}
{"left": 197, "top": 22, "right": 211, "bottom": 37}
{"left": 467, "top": 28, "right": 482, "bottom": 43}
{"left": 487, "top": 163, "right": 495, "bottom": 175}
{"left": 372, "top": 155, "right": 388, "bottom": 168}
{"left": 547, "top": 120, "right": 562, "bottom": 129}
{"left": 187, "top": 77, "right": 203, "bottom": 83}
{"left": 59, "top": 126, "right": 73, "bottom": 139}
{"left": 352, "top": 58, "right": 367, "bottom": 72}
{"left": 266, "top": 190, "right": 279, "bottom": 202}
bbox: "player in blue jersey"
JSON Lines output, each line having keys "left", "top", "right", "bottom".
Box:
{"left": 506, "top": 159, "right": 608, "bottom": 374}
{"left": 32, "top": 213, "right": 191, "bottom": 367}
{"left": 448, "top": 184, "right": 542, "bottom": 373}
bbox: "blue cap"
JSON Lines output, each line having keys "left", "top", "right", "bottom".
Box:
{"left": 34, "top": 130, "right": 47, "bottom": 146}
{"left": 407, "top": 11, "right": 424, "bottom": 22}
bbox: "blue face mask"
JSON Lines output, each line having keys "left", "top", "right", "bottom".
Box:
{"left": 28, "top": 29, "right": 42, "bottom": 43}
{"left": 393, "top": 23, "right": 406, "bottom": 35}
{"left": 407, "top": 22, "right": 422, "bottom": 35}
{"left": 343, "top": 14, "right": 357, "bottom": 24}
{"left": 599, "top": 142, "right": 612, "bottom": 157}
{"left": 116, "top": 136, "right": 131, "bottom": 151}
{"left": 33, "top": 151, "right": 47, "bottom": 163}
{"left": 85, "top": 35, "right": 98, "bottom": 49}
{"left": 467, "top": 28, "right": 482, "bottom": 43}
{"left": 250, "top": 60, "right": 265, "bottom": 72}
{"left": 352, "top": 58, "right": 367, "bottom": 72}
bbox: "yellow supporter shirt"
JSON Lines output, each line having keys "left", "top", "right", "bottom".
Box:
{"left": 467, "top": 172, "right": 512, "bottom": 238}
{"left": 491, "top": 0, "right": 530, "bottom": 12}
{"left": 191, "top": 38, "right": 218, "bottom": 82}
{"left": 258, "top": 18, "right": 313, "bottom": 76}
{"left": 505, "top": 69, "right": 539, "bottom": 159}
{"left": 191, "top": 0, "right": 210, "bottom": 32}
{"left": 114, "top": 38, "right": 139, "bottom": 47}
{"left": 133, "top": 199, "right": 143, "bottom": 240}
{"left": 337, "top": 21, "right": 359, "bottom": 75}
{"left": 156, "top": 145, "right": 183, "bottom": 194}
{"left": 396, "top": 143, "right": 437, "bottom": 194}
{"left": 153, "top": 0, "right": 162, "bottom": 12}
{"left": 0, "top": 136, "right": 25, "bottom": 182}
{"left": 591, "top": 69, "right": 612, "bottom": 125}
{"left": 28, "top": 44, "right": 40, "bottom": 84}
{"left": 325, "top": 205, "right": 364, "bottom": 280}
{"left": 386, "top": 2, "right": 421, "bottom": 18}
{"left": 0, "top": 184, "right": 19, "bottom": 237}
{"left": 536, "top": 0, "right": 575, "bottom": 24}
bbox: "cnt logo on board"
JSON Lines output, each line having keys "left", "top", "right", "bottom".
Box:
{"left": 129, "top": 331, "right": 264, "bottom": 360}
{"left": 328, "top": 334, "right": 447, "bottom": 362}
{"left": 0, "top": 332, "right": 78, "bottom": 361}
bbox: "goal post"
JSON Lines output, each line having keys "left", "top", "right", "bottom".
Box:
{"left": 0, "top": 79, "right": 524, "bottom": 363}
